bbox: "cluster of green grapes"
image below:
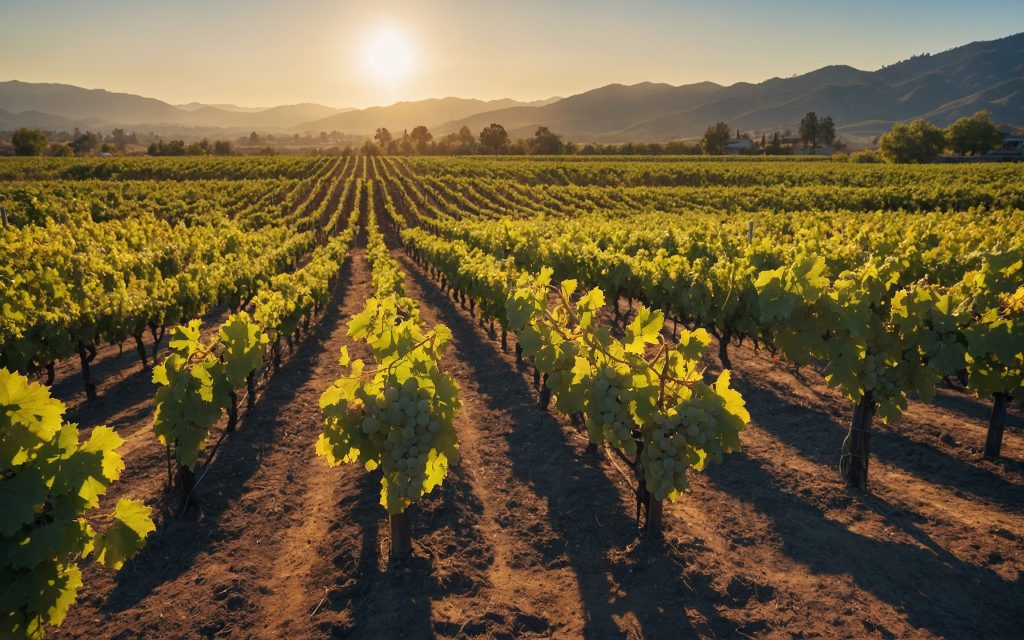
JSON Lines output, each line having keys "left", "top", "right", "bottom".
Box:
{"left": 585, "top": 365, "right": 637, "bottom": 455}
{"left": 356, "top": 376, "right": 443, "bottom": 503}
{"left": 860, "top": 352, "right": 904, "bottom": 398}
{"left": 640, "top": 401, "right": 721, "bottom": 500}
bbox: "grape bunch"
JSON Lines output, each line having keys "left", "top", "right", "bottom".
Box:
{"left": 359, "top": 376, "right": 446, "bottom": 505}
{"left": 641, "top": 398, "right": 725, "bottom": 500}
{"left": 861, "top": 351, "right": 904, "bottom": 398}
{"left": 585, "top": 364, "right": 637, "bottom": 455}
{"left": 320, "top": 364, "right": 459, "bottom": 514}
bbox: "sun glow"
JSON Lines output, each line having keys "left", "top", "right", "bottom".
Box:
{"left": 361, "top": 26, "right": 416, "bottom": 89}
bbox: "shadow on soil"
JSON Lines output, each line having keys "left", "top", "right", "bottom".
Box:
{"left": 102, "top": 263, "right": 355, "bottom": 612}
{"left": 401, "top": 256, "right": 732, "bottom": 639}
{"left": 731, "top": 366, "right": 1024, "bottom": 512}
{"left": 703, "top": 449, "right": 1023, "bottom": 639}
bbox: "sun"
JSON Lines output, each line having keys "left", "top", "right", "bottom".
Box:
{"left": 362, "top": 27, "right": 415, "bottom": 87}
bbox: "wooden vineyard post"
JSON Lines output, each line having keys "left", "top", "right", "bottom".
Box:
{"left": 984, "top": 392, "right": 1009, "bottom": 459}
{"left": 842, "top": 393, "right": 875, "bottom": 490}
{"left": 390, "top": 511, "right": 413, "bottom": 560}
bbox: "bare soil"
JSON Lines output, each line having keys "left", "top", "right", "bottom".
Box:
{"left": 50, "top": 248, "right": 1023, "bottom": 640}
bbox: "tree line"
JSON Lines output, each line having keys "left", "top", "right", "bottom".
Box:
{"left": 5, "top": 109, "right": 1010, "bottom": 160}
{"left": 879, "top": 110, "right": 1006, "bottom": 163}
{"left": 9, "top": 127, "right": 143, "bottom": 157}
{"left": 361, "top": 124, "right": 579, "bottom": 156}
{"left": 700, "top": 112, "right": 840, "bottom": 155}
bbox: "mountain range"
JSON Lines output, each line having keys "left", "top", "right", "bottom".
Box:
{"left": 1, "top": 32, "right": 1021, "bottom": 143}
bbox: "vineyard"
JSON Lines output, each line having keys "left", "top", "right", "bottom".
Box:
{"left": 1, "top": 154, "right": 1022, "bottom": 639}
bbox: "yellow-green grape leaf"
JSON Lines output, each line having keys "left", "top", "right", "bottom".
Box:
{"left": 168, "top": 319, "right": 203, "bottom": 356}
{"left": 0, "top": 369, "right": 65, "bottom": 467}
{"left": 624, "top": 306, "right": 664, "bottom": 354}
{"left": 93, "top": 499, "right": 156, "bottom": 570}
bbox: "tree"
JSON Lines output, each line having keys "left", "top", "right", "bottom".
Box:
{"left": 213, "top": 140, "right": 233, "bottom": 155}
{"left": 48, "top": 143, "right": 73, "bottom": 157}
{"left": 69, "top": 131, "right": 101, "bottom": 155}
{"left": 456, "top": 125, "right": 475, "bottom": 149}
{"left": 12, "top": 128, "right": 48, "bottom": 156}
{"left": 374, "top": 127, "right": 392, "bottom": 148}
{"left": 820, "top": 116, "right": 836, "bottom": 147}
{"left": 409, "top": 125, "right": 433, "bottom": 154}
{"left": 529, "top": 126, "right": 565, "bottom": 154}
{"left": 108, "top": 128, "right": 136, "bottom": 150}
{"left": 700, "top": 122, "right": 732, "bottom": 154}
{"left": 479, "top": 123, "right": 509, "bottom": 154}
{"left": 879, "top": 119, "right": 946, "bottom": 163}
{"left": 361, "top": 139, "right": 380, "bottom": 156}
{"left": 185, "top": 138, "right": 211, "bottom": 155}
{"left": 946, "top": 110, "right": 1003, "bottom": 156}
{"left": 799, "top": 112, "right": 820, "bottom": 148}
{"left": 436, "top": 125, "right": 477, "bottom": 154}
{"left": 148, "top": 139, "right": 187, "bottom": 156}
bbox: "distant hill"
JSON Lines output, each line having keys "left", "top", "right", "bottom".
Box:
{"left": 437, "top": 32, "right": 1024, "bottom": 143}
{"left": 293, "top": 97, "right": 556, "bottom": 134}
{"left": 0, "top": 81, "right": 553, "bottom": 137}
{"left": 1, "top": 32, "right": 1021, "bottom": 142}
{"left": 176, "top": 102, "right": 267, "bottom": 113}
{"left": 0, "top": 82, "right": 353, "bottom": 133}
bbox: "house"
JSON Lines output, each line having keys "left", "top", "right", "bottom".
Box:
{"left": 725, "top": 138, "right": 755, "bottom": 153}
{"left": 794, "top": 146, "right": 836, "bottom": 156}
{"left": 986, "top": 136, "right": 1024, "bottom": 160}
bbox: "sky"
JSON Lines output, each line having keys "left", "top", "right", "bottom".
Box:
{"left": 1, "top": 0, "right": 1022, "bottom": 109}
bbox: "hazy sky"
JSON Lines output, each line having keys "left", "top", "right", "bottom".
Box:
{"left": 2, "top": 0, "right": 1022, "bottom": 109}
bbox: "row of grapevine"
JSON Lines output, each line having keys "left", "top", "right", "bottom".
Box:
{"left": 0, "top": 155, "right": 334, "bottom": 181}
{"left": 317, "top": 179, "right": 462, "bottom": 558}
{"left": 400, "top": 226, "right": 750, "bottom": 535}
{"left": 2, "top": 162, "right": 363, "bottom": 640}
{"left": 388, "top": 160, "right": 1023, "bottom": 486}
{"left": 152, "top": 174, "right": 362, "bottom": 505}
{"left": 405, "top": 155, "right": 1024, "bottom": 194}
{"left": 0, "top": 158, "right": 354, "bottom": 398}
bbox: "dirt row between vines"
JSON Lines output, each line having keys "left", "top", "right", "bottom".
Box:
{"left": 51, "top": 244, "right": 1023, "bottom": 639}
{"left": 394, "top": 248, "right": 1024, "bottom": 640}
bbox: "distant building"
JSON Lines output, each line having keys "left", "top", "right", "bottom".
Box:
{"left": 725, "top": 138, "right": 755, "bottom": 153}
{"left": 793, "top": 146, "right": 836, "bottom": 156}
{"left": 986, "top": 136, "right": 1024, "bottom": 160}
